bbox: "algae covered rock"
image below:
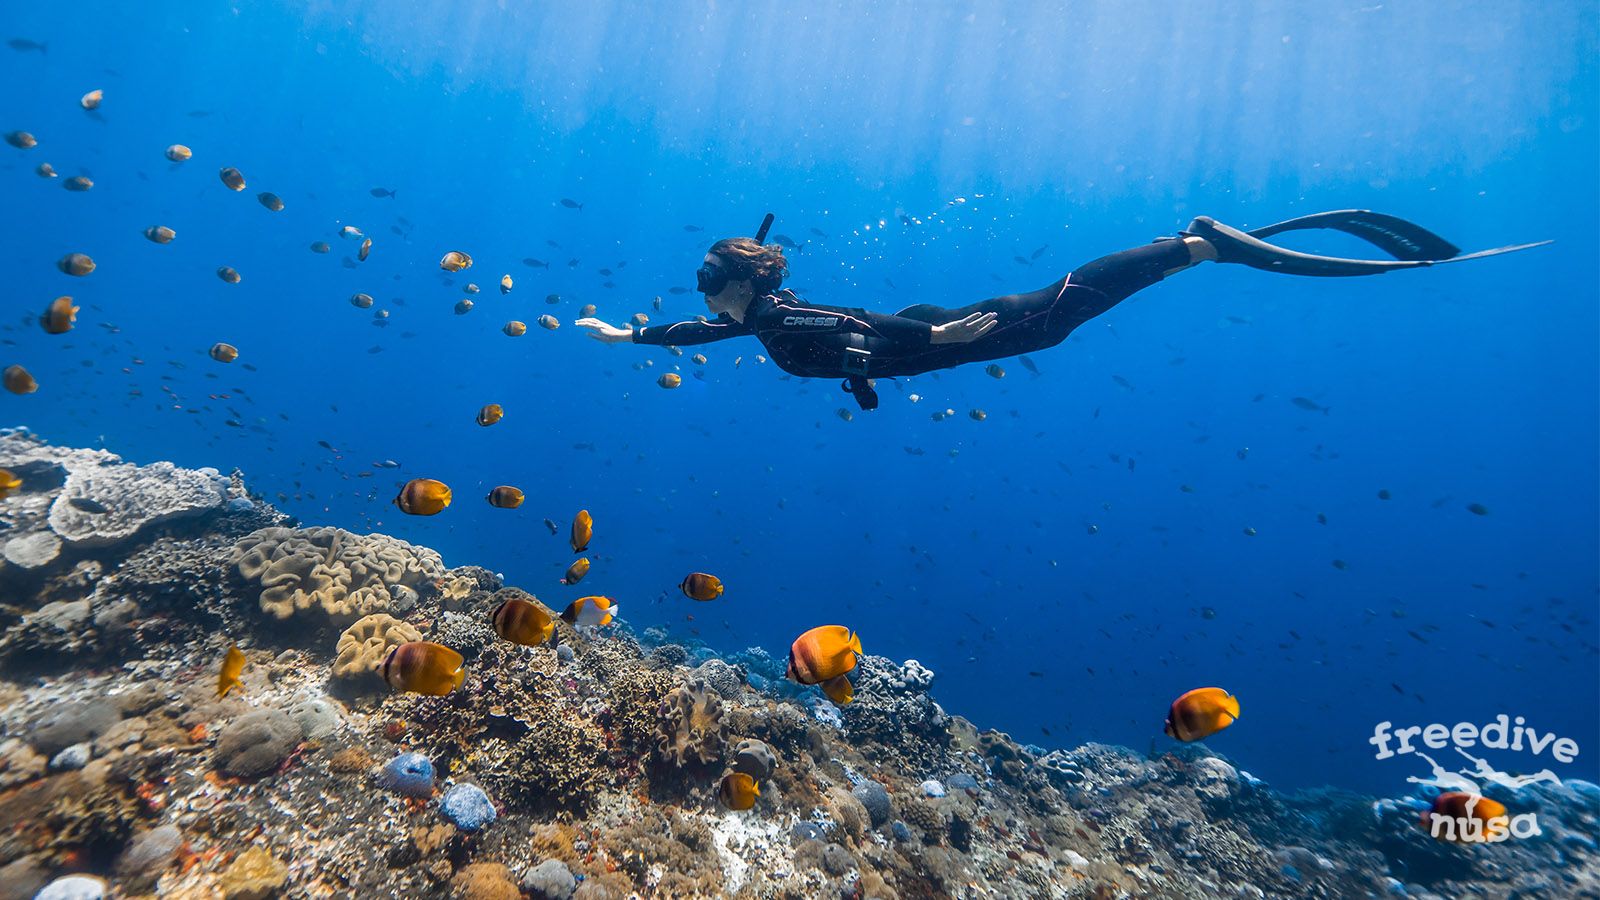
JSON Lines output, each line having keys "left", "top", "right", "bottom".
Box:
{"left": 333, "top": 613, "right": 421, "bottom": 685}
{"left": 451, "top": 862, "right": 520, "bottom": 900}
{"left": 29, "top": 698, "right": 120, "bottom": 755}
{"left": 215, "top": 708, "right": 303, "bottom": 777}
{"left": 219, "top": 846, "right": 289, "bottom": 899}
{"left": 521, "top": 859, "right": 577, "bottom": 900}
{"left": 232, "top": 525, "right": 444, "bottom": 623}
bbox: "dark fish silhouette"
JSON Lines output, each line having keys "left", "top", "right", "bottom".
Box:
{"left": 809, "top": 227, "right": 829, "bottom": 238}
{"left": 1018, "top": 354, "right": 1039, "bottom": 375}
{"left": 370, "top": 187, "right": 396, "bottom": 198}
{"left": 523, "top": 258, "right": 549, "bottom": 268}
{"left": 1030, "top": 244, "right": 1049, "bottom": 260}
{"left": 1290, "top": 397, "right": 1329, "bottom": 414}
{"left": 7, "top": 38, "right": 47, "bottom": 53}
{"left": 771, "top": 234, "right": 800, "bottom": 251}
{"left": 560, "top": 198, "right": 583, "bottom": 210}
{"left": 68, "top": 497, "right": 108, "bottom": 514}
{"left": 683, "top": 224, "right": 703, "bottom": 232}
{"left": 1013, "top": 256, "right": 1030, "bottom": 266}
{"left": 667, "top": 287, "right": 689, "bottom": 295}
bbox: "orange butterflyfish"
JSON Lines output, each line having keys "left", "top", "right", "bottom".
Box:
{"left": 570, "top": 509, "right": 592, "bottom": 553}
{"left": 562, "top": 557, "right": 590, "bottom": 585}
{"left": 395, "top": 478, "right": 451, "bottom": 515}
{"left": 4, "top": 365, "right": 38, "bottom": 395}
{"left": 786, "top": 625, "right": 862, "bottom": 685}
{"left": 503, "top": 321, "right": 527, "bottom": 337}
{"left": 1163, "top": 687, "right": 1240, "bottom": 742}
{"left": 1421, "top": 792, "right": 1510, "bottom": 842}
{"left": 209, "top": 342, "right": 238, "bottom": 363}
{"left": 561, "top": 595, "right": 617, "bottom": 627}
{"left": 41, "top": 296, "right": 78, "bottom": 334}
{"left": 492, "top": 597, "right": 555, "bottom": 647}
{"left": 821, "top": 674, "right": 854, "bottom": 705}
{"left": 476, "top": 404, "right": 503, "bottom": 426}
{"left": 381, "top": 641, "right": 465, "bottom": 696}
{"left": 486, "top": 486, "right": 524, "bottom": 509}
{"left": 216, "top": 644, "right": 246, "bottom": 698}
{"left": 679, "top": 572, "right": 724, "bottom": 602}
{"left": 718, "top": 771, "right": 760, "bottom": 811}
{"left": 218, "top": 166, "right": 246, "bottom": 191}
{"left": 440, "top": 250, "right": 473, "bottom": 272}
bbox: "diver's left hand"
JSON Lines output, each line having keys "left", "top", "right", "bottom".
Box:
{"left": 930, "top": 312, "right": 997, "bottom": 344}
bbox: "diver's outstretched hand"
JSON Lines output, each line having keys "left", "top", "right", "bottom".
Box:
{"left": 930, "top": 311, "right": 998, "bottom": 344}
{"left": 576, "top": 317, "right": 634, "bottom": 344}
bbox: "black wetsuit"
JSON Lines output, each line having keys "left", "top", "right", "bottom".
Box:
{"left": 633, "top": 238, "right": 1192, "bottom": 408}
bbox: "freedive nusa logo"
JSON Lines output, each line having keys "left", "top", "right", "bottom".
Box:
{"left": 1370, "top": 715, "right": 1578, "bottom": 843}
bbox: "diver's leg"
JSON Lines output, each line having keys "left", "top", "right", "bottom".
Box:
{"left": 887, "top": 238, "right": 1202, "bottom": 370}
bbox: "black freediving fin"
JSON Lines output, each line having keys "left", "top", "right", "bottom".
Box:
{"left": 1184, "top": 212, "right": 1551, "bottom": 277}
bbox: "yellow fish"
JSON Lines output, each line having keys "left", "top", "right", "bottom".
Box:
{"left": 41, "top": 296, "right": 78, "bottom": 334}
{"left": 492, "top": 597, "right": 555, "bottom": 647}
{"left": 570, "top": 509, "right": 592, "bottom": 553}
{"left": 395, "top": 478, "right": 451, "bottom": 515}
{"left": 217, "top": 644, "right": 246, "bottom": 698}
{"left": 562, "top": 558, "right": 590, "bottom": 585}
{"left": 786, "top": 625, "right": 861, "bottom": 685}
{"left": 821, "top": 674, "right": 853, "bottom": 706}
{"left": 381, "top": 641, "right": 465, "bottom": 696}
{"left": 500, "top": 274, "right": 513, "bottom": 294}
{"left": 209, "top": 342, "right": 238, "bottom": 363}
{"left": 679, "top": 572, "right": 724, "bottom": 601}
{"left": 718, "top": 771, "right": 760, "bottom": 811}
{"left": 0, "top": 469, "right": 24, "bottom": 500}
{"left": 476, "top": 404, "right": 503, "bottom": 426}
{"left": 440, "top": 250, "right": 473, "bottom": 272}
{"left": 561, "top": 596, "right": 617, "bottom": 627}
{"left": 486, "top": 486, "right": 524, "bottom": 509}
{"left": 1163, "top": 687, "right": 1240, "bottom": 742}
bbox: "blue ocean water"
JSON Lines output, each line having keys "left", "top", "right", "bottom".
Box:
{"left": 2, "top": 2, "right": 1594, "bottom": 797}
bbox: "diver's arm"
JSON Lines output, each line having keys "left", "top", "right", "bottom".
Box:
{"left": 930, "top": 312, "right": 997, "bottom": 344}
{"left": 631, "top": 316, "right": 752, "bottom": 346}
{"left": 575, "top": 318, "right": 635, "bottom": 344}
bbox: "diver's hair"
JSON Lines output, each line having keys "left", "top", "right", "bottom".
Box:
{"left": 709, "top": 237, "right": 788, "bottom": 295}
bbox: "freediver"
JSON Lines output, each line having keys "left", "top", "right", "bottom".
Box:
{"left": 576, "top": 211, "right": 1547, "bottom": 410}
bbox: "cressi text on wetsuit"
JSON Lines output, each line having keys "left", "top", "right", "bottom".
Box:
{"left": 632, "top": 239, "right": 1195, "bottom": 409}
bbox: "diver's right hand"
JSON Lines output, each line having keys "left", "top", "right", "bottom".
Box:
{"left": 575, "top": 318, "right": 634, "bottom": 344}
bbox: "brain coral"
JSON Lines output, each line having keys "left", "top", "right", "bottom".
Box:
{"left": 656, "top": 679, "right": 726, "bottom": 768}
{"left": 232, "top": 526, "right": 444, "bottom": 623}
{"left": 333, "top": 613, "right": 422, "bottom": 684}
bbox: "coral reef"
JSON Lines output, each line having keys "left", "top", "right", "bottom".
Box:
{"left": 0, "top": 437, "right": 1594, "bottom": 900}
{"left": 231, "top": 525, "right": 444, "bottom": 624}
{"left": 333, "top": 613, "right": 422, "bottom": 686}
{"left": 656, "top": 678, "right": 727, "bottom": 768}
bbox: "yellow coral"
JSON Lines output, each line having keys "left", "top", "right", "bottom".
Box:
{"left": 333, "top": 613, "right": 422, "bottom": 684}
{"left": 232, "top": 526, "right": 444, "bottom": 623}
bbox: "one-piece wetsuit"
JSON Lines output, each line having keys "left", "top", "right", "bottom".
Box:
{"left": 632, "top": 238, "right": 1193, "bottom": 406}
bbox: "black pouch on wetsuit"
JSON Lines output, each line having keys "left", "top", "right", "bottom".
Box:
{"left": 842, "top": 375, "right": 879, "bottom": 411}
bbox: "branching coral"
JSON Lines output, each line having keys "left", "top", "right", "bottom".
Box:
{"left": 231, "top": 526, "right": 444, "bottom": 623}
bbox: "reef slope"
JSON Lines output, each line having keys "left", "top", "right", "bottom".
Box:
{"left": 1, "top": 432, "right": 1595, "bottom": 900}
